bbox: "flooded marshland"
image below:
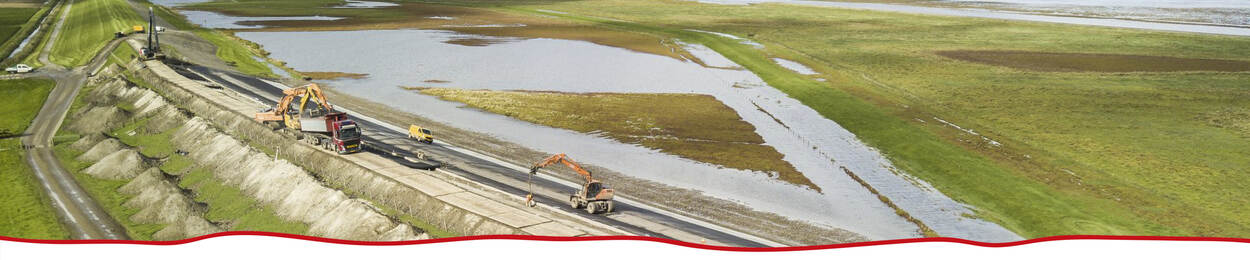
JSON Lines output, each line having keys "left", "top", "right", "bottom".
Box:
{"left": 177, "top": 11, "right": 343, "bottom": 29}
{"left": 145, "top": 0, "right": 1026, "bottom": 240}
{"left": 234, "top": 28, "right": 1018, "bottom": 241}
{"left": 695, "top": 0, "right": 1250, "bottom": 36}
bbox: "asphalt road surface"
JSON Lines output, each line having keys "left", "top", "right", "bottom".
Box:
{"left": 176, "top": 64, "right": 783, "bottom": 247}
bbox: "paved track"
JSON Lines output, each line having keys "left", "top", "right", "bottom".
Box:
{"left": 176, "top": 64, "right": 784, "bottom": 247}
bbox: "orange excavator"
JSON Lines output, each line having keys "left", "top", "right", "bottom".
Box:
{"left": 255, "top": 83, "right": 363, "bottom": 154}
{"left": 254, "top": 83, "right": 332, "bottom": 127}
{"left": 528, "top": 153, "right": 615, "bottom": 214}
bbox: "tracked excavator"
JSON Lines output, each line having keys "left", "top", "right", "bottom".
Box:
{"left": 254, "top": 83, "right": 363, "bottom": 154}
{"left": 527, "top": 154, "right": 615, "bottom": 214}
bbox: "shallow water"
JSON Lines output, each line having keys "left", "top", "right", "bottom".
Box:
{"left": 250, "top": 55, "right": 290, "bottom": 78}
{"left": 149, "top": 0, "right": 211, "bottom": 6}
{"left": 335, "top": 0, "right": 399, "bottom": 8}
{"left": 771, "top": 58, "right": 817, "bottom": 75}
{"left": 943, "top": 0, "right": 1250, "bottom": 9}
{"left": 179, "top": 11, "right": 342, "bottom": 29}
{"left": 237, "top": 29, "right": 1020, "bottom": 241}
{"left": 685, "top": 29, "right": 763, "bottom": 49}
{"left": 6, "top": 18, "right": 44, "bottom": 60}
{"left": 694, "top": 0, "right": 1250, "bottom": 35}
{"left": 944, "top": 0, "right": 1250, "bottom": 25}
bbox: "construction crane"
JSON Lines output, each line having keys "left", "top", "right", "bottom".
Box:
{"left": 254, "top": 83, "right": 362, "bottom": 154}
{"left": 527, "top": 154, "right": 615, "bottom": 214}
{"left": 139, "top": 7, "right": 163, "bottom": 60}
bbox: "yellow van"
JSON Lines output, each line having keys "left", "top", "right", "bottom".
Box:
{"left": 408, "top": 125, "right": 434, "bottom": 144}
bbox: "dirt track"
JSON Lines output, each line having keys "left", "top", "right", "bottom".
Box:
{"left": 20, "top": 0, "right": 130, "bottom": 239}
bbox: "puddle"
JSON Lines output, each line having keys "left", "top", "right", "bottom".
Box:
{"left": 679, "top": 41, "right": 742, "bottom": 69}
{"left": 771, "top": 58, "right": 818, "bottom": 75}
{"left": 537, "top": 9, "right": 568, "bottom": 15}
{"left": 427, "top": 16, "right": 455, "bottom": 20}
{"left": 237, "top": 28, "right": 1021, "bottom": 241}
{"left": 690, "top": 0, "right": 1250, "bottom": 36}
{"left": 178, "top": 11, "right": 343, "bottom": 29}
{"left": 440, "top": 23, "right": 528, "bottom": 28}
{"left": 686, "top": 29, "right": 763, "bottom": 49}
{"left": 335, "top": 0, "right": 399, "bottom": 8}
{"left": 250, "top": 55, "right": 290, "bottom": 78}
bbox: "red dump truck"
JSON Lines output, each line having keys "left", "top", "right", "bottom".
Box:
{"left": 254, "top": 84, "right": 362, "bottom": 154}
{"left": 298, "top": 112, "right": 363, "bottom": 154}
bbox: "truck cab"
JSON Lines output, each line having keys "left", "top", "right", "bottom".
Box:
{"left": 326, "top": 114, "right": 363, "bottom": 154}
{"left": 300, "top": 112, "right": 362, "bottom": 154}
{"left": 5, "top": 64, "right": 32, "bottom": 73}
{"left": 408, "top": 125, "right": 434, "bottom": 144}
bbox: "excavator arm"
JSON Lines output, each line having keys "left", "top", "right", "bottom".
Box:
{"left": 254, "top": 93, "right": 296, "bottom": 122}
{"left": 293, "top": 83, "right": 332, "bottom": 116}
{"left": 253, "top": 83, "right": 333, "bottom": 126}
{"left": 529, "top": 153, "right": 594, "bottom": 184}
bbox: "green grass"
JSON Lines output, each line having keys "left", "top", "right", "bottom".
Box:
{"left": 54, "top": 65, "right": 308, "bottom": 238}
{"left": 0, "top": 78, "right": 68, "bottom": 239}
{"left": 48, "top": 0, "right": 143, "bottom": 67}
{"left": 485, "top": 0, "right": 1250, "bottom": 237}
{"left": 57, "top": 106, "right": 311, "bottom": 239}
{"left": 0, "top": 78, "right": 54, "bottom": 135}
{"left": 175, "top": 164, "right": 309, "bottom": 234}
{"left": 0, "top": 139, "right": 70, "bottom": 240}
{"left": 199, "top": 31, "right": 279, "bottom": 77}
{"left": 109, "top": 118, "right": 178, "bottom": 158}
{"left": 105, "top": 40, "right": 137, "bottom": 66}
{"left": 375, "top": 202, "right": 457, "bottom": 239}
{"left": 15, "top": 1, "right": 68, "bottom": 69}
{"left": 54, "top": 142, "right": 165, "bottom": 240}
{"left": 176, "top": 0, "right": 1250, "bottom": 238}
{"left": 0, "top": 6, "right": 42, "bottom": 61}
{"left": 419, "top": 88, "right": 814, "bottom": 190}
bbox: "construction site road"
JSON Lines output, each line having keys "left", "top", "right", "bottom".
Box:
{"left": 175, "top": 64, "right": 785, "bottom": 247}
{"left": 19, "top": 0, "right": 130, "bottom": 239}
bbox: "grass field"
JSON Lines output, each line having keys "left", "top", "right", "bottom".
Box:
{"left": 495, "top": 0, "right": 1250, "bottom": 238}
{"left": 15, "top": 1, "right": 68, "bottom": 69}
{"left": 173, "top": 0, "right": 1250, "bottom": 238}
{"left": 0, "top": 6, "right": 41, "bottom": 62}
{"left": 937, "top": 50, "right": 1250, "bottom": 72}
{"left": 419, "top": 88, "right": 814, "bottom": 190}
{"left": 0, "top": 79, "right": 54, "bottom": 136}
{"left": 48, "top": 0, "right": 143, "bottom": 67}
{"left": 0, "top": 78, "right": 69, "bottom": 239}
{"left": 55, "top": 143, "right": 169, "bottom": 240}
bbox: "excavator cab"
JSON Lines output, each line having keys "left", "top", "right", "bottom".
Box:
{"left": 584, "top": 181, "right": 613, "bottom": 201}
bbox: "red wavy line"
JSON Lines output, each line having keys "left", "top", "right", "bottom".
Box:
{"left": 1, "top": 232, "right": 1248, "bottom": 251}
